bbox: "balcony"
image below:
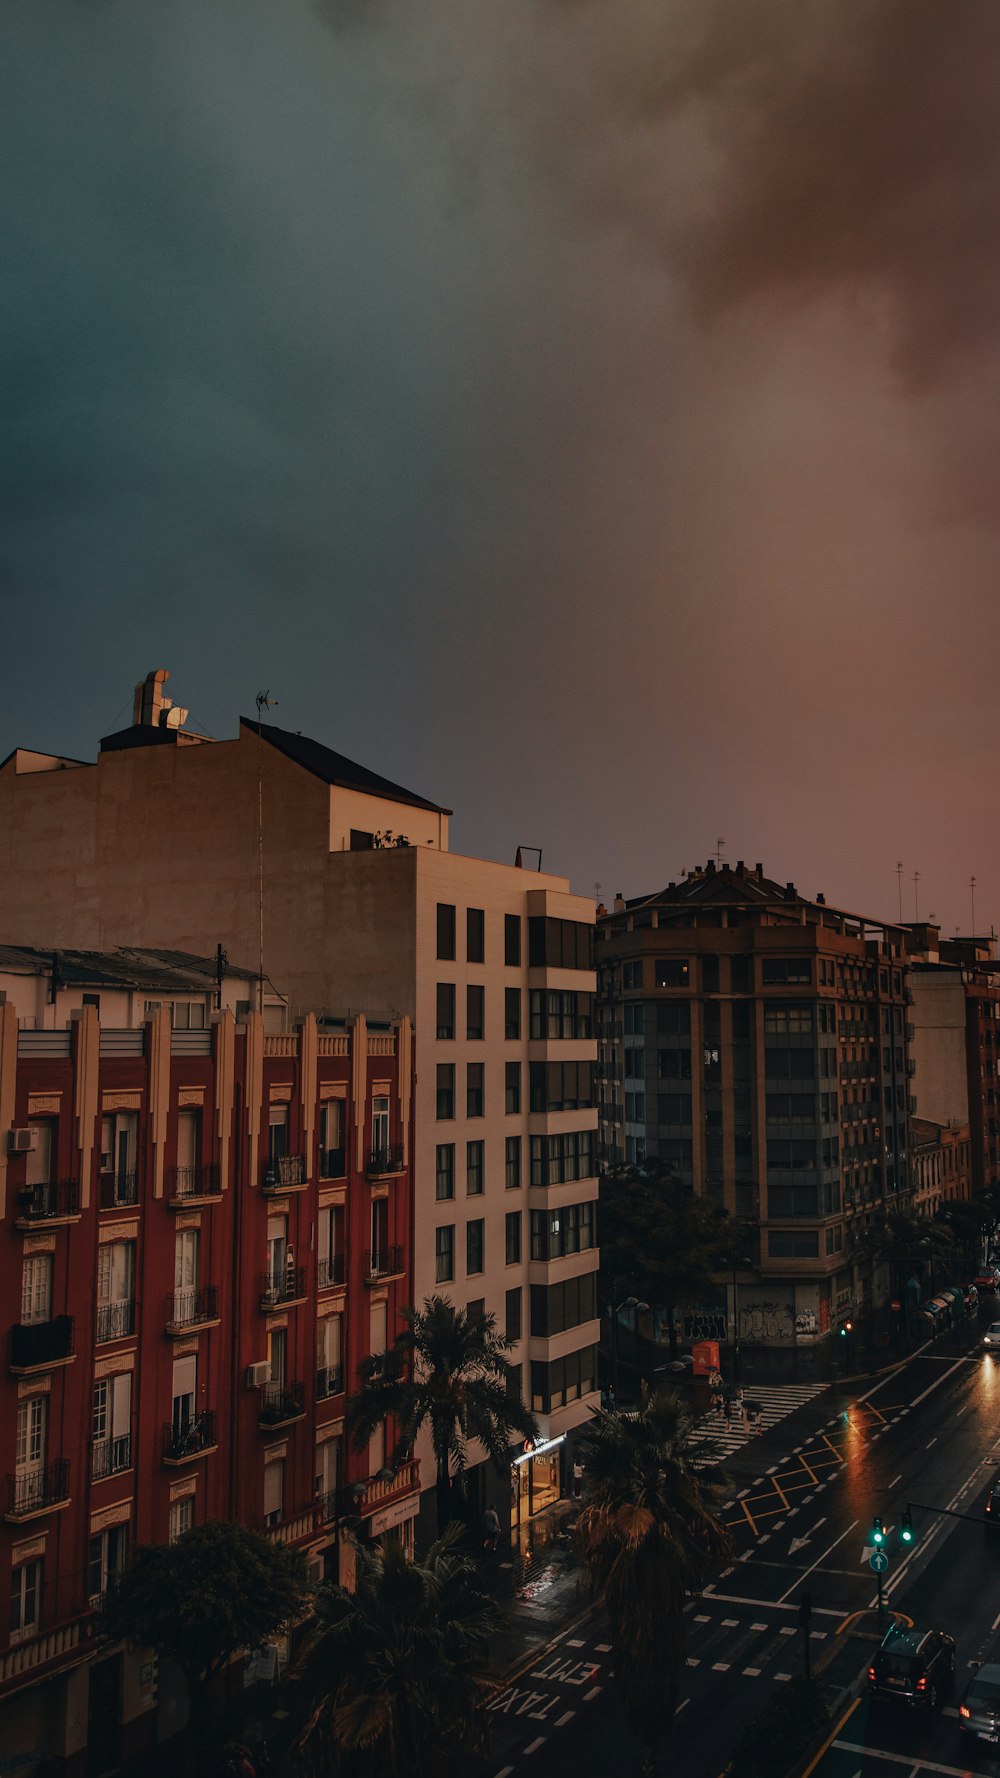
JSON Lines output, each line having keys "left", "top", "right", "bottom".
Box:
{"left": 357, "top": 1457, "right": 420, "bottom": 1513}
{"left": 318, "top": 1147, "right": 346, "bottom": 1180}
{"left": 99, "top": 1171, "right": 139, "bottom": 1210}
{"left": 94, "top": 1301, "right": 135, "bottom": 1337}
{"left": 362, "top": 1246, "right": 405, "bottom": 1284}
{"left": 366, "top": 1144, "right": 404, "bottom": 1179}
{"left": 316, "top": 1365, "right": 343, "bottom": 1400}
{"left": 166, "top": 1285, "right": 220, "bottom": 1333}
{"left": 91, "top": 1434, "right": 132, "bottom": 1481}
{"left": 162, "top": 1411, "right": 217, "bottom": 1466}
{"left": 259, "top": 1266, "right": 307, "bottom": 1310}
{"left": 14, "top": 1181, "right": 80, "bottom": 1229}
{"left": 5, "top": 1460, "right": 70, "bottom": 1522}
{"left": 258, "top": 1382, "right": 306, "bottom": 1428}
{"left": 168, "top": 1163, "right": 222, "bottom": 1206}
{"left": 317, "top": 1255, "right": 346, "bottom": 1290}
{"left": 9, "top": 1316, "right": 75, "bottom": 1375}
{"left": 96, "top": 1301, "right": 136, "bottom": 1344}
{"left": 261, "top": 1155, "right": 306, "bottom": 1193}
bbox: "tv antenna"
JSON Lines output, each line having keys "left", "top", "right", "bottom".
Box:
{"left": 896, "top": 861, "right": 903, "bottom": 924}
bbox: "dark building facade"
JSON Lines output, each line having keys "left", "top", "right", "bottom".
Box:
{"left": 596, "top": 862, "right": 912, "bottom": 1353}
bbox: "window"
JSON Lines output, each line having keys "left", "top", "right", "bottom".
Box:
{"left": 97, "top": 1240, "right": 136, "bottom": 1341}
{"left": 436, "top": 1064, "right": 455, "bottom": 1120}
{"left": 529, "top": 1201, "right": 596, "bottom": 1259}
{"left": 173, "top": 1227, "right": 200, "bottom": 1323}
{"left": 622, "top": 960, "right": 643, "bottom": 990}
{"left": 505, "top": 914, "right": 521, "bottom": 966}
{"left": 436, "top": 982, "right": 456, "bottom": 1040}
{"left": 530, "top": 1345, "right": 598, "bottom": 1413}
{"left": 350, "top": 828, "right": 374, "bottom": 850}
{"left": 267, "top": 1105, "right": 288, "bottom": 1166}
{"left": 172, "top": 1002, "right": 206, "bottom": 1030}
{"left": 267, "top": 1325, "right": 287, "bottom": 1387}
{"left": 504, "top": 987, "right": 521, "bottom": 1040}
{"left": 528, "top": 1131, "right": 595, "bottom": 1186}
{"left": 88, "top": 1524, "right": 128, "bottom": 1604}
{"left": 701, "top": 956, "right": 720, "bottom": 994}
{"left": 655, "top": 959, "right": 689, "bottom": 987}
{"left": 762, "top": 957, "right": 812, "bottom": 984}
{"left": 505, "top": 1061, "right": 521, "bottom": 1115}
{"left": 316, "top": 1314, "right": 343, "bottom": 1397}
{"left": 466, "top": 1140, "right": 484, "bottom": 1195}
{"left": 764, "top": 1005, "right": 814, "bottom": 1034}
{"left": 10, "top": 1559, "right": 42, "bottom": 1640}
{"left": 655, "top": 1002, "right": 690, "bottom": 1035}
{"left": 658, "top": 1093, "right": 692, "bottom": 1126}
{"left": 15, "top": 1397, "right": 47, "bottom": 1506}
{"left": 467, "top": 907, "right": 485, "bottom": 964}
{"left": 528, "top": 1061, "right": 594, "bottom": 1113}
{"left": 20, "top": 1254, "right": 52, "bottom": 1326}
{"left": 505, "top": 1287, "right": 522, "bottom": 1342}
{"left": 264, "top": 1457, "right": 284, "bottom": 1528}
{"left": 766, "top": 1139, "right": 818, "bottom": 1169}
{"left": 529, "top": 990, "right": 595, "bottom": 1040}
{"left": 169, "top": 1495, "right": 194, "bottom": 1543}
{"left": 530, "top": 1273, "right": 598, "bottom": 1337}
{"left": 435, "top": 1225, "right": 455, "bottom": 1283}
{"left": 466, "top": 1219, "right": 484, "bottom": 1276}
{"left": 315, "top": 1434, "right": 342, "bottom": 1505}
{"left": 320, "top": 1100, "right": 345, "bottom": 1177}
{"left": 466, "top": 985, "right": 484, "bottom": 1040}
{"left": 505, "top": 1211, "right": 522, "bottom": 1265}
{"left": 731, "top": 956, "right": 752, "bottom": 993}
{"left": 318, "top": 1203, "right": 345, "bottom": 1287}
{"left": 466, "top": 1298, "right": 485, "bottom": 1326}
{"left": 92, "top": 1373, "right": 132, "bottom": 1477}
{"left": 370, "top": 1198, "right": 389, "bottom": 1271}
{"left": 100, "top": 1111, "right": 137, "bottom": 1203}
{"left": 767, "top": 1230, "right": 820, "bottom": 1258}
{"left": 437, "top": 903, "right": 456, "bottom": 960}
{"left": 765, "top": 1047, "right": 816, "bottom": 1081}
{"left": 528, "top": 917, "right": 593, "bottom": 971}
{"left": 505, "top": 1136, "right": 521, "bottom": 1190}
{"left": 265, "top": 1214, "right": 288, "bottom": 1294}
{"left": 658, "top": 1049, "right": 691, "bottom": 1080}
{"left": 26, "top": 1118, "right": 56, "bottom": 1187}
{"left": 171, "top": 1354, "right": 197, "bottom": 1439}
{"left": 436, "top": 1143, "right": 455, "bottom": 1201}
{"left": 371, "top": 1095, "right": 390, "bottom": 1156}
{"left": 466, "top": 1064, "right": 484, "bottom": 1118}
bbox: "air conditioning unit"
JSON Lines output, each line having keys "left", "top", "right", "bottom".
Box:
{"left": 246, "top": 1361, "right": 270, "bottom": 1388}
{"left": 8, "top": 1128, "right": 37, "bottom": 1155}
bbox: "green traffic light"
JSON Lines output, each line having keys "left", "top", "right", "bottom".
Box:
{"left": 872, "top": 1515, "right": 885, "bottom": 1545}
{"left": 901, "top": 1508, "right": 913, "bottom": 1543}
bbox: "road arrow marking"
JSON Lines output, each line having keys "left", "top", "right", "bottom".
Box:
{"left": 789, "top": 1517, "right": 826, "bottom": 1553}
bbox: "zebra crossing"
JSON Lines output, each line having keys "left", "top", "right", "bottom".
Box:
{"left": 686, "top": 1381, "right": 829, "bottom": 1463}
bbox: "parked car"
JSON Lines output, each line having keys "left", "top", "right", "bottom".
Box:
{"left": 960, "top": 1662, "right": 1000, "bottom": 1743}
{"left": 983, "top": 1323, "right": 1000, "bottom": 1349}
{"left": 868, "top": 1624, "right": 955, "bottom": 1709}
{"left": 984, "top": 1475, "right": 1000, "bottom": 1526}
{"left": 974, "top": 1266, "right": 1000, "bottom": 1293}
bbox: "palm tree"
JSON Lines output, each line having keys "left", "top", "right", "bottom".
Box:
{"left": 576, "top": 1386, "right": 733, "bottom": 1777}
{"left": 348, "top": 1296, "right": 537, "bottom": 1535}
{"left": 290, "top": 1523, "right": 500, "bottom": 1778}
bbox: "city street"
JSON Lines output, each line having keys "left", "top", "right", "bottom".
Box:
{"left": 484, "top": 1303, "right": 1000, "bottom": 1777}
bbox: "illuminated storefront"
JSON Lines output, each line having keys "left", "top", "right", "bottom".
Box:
{"left": 510, "top": 1434, "right": 566, "bottom": 1526}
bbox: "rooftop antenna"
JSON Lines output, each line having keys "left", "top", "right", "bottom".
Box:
{"left": 715, "top": 837, "right": 726, "bottom": 867}
{"left": 255, "top": 691, "right": 278, "bottom": 1012}
{"left": 971, "top": 875, "right": 977, "bottom": 943}
{"left": 896, "top": 861, "right": 904, "bottom": 924}
{"left": 913, "top": 870, "right": 920, "bottom": 924}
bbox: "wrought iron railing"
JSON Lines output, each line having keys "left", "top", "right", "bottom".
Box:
{"left": 95, "top": 1301, "right": 136, "bottom": 1344}
{"left": 99, "top": 1171, "right": 139, "bottom": 1210}
{"left": 362, "top": 1245, "right": 405, "bottom": 1280}
{"left": 14, "top": 1180, "right": 79, "bottom": 1222}
{"left": 259, "top": 1266, "right": 306, "bottom": 1308}
{"left": 319, "top": 1147, "right": 346, "bottom": 1179}
{"left": 91, "top": 1434, "right": 132, "bottom": 1481}
{"left": 316, "top": 1365, "right": 343, "bottom": 1400}
{"left": 167, "top": 1285, "right": 219, "bottom": 1328}
{"left": 168, "top": 1163, "right": 222, "bottom": 1200}
{"left": 10, "top": 1316, "right": 74, "bottom": 1370}
{"left": 318, "top": 1254, "right": 345, "bottom": 1289}
{"left": 162, "top": 1411, "right": 216, "bottom": 1462}
{"left": 262, "top": 1155, "right": 306, "bottom": 1191}
{"left": 258, "top": 1382, "right": 306, "bottom": 1425}
{"left": 6, "top": 1459, "right": 70, "bottom": 1517}
{"left": 366, "top": 1144, "right": 404, "bottom": 1178}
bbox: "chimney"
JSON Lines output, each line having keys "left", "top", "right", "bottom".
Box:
{"left": 613, "top": 894, "right": 625, "bottom": 913}
{"left": 816, "top": 893, "right": 826, "bottom": 905}
{"left": 755, "top": 863, "right": 763, "bottom": 877}
{"left": 132, "top": 668, "right": 188, "bottom": 731}
{"left": 706, "top": 859, "right": 716, "bottom": 875}
{"left": 785, "top": 882, "right": 796, "bottom": 899}
{"left": 736, "top": 860, "right": 745, "bottom": 877}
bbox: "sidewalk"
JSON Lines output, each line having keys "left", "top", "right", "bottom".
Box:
{"left": 488, "top": 1499, "right": 591, "bottom": 1677}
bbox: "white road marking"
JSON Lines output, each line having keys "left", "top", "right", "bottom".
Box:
{"left": 567, "top": 1639, "right": 585, "bottom": 1648}
{"left": 779, "top": 1626, "right": 796, "bottom": 1636}
{"left": 709, "top": 1593, "right": 842, "bottom": 1616}
{"left": 584, "top": 1685, "right": 602, "bottom": 1701}
{"left": 889, "top": 1474, "right": 902, "bottom": 1489}
{"left": 778, "top": 1518, "right": 860, "bottom": 1605}
{"left": 743, "top": 1666, "right": 761, "bottom": 1676}
{"left": 836, "top": 1738, "right": 984, "bottom": 1776}
{"left": 694, "top": 1615, "right": 710, "bottom": 1623}
{"left": 722, "top": 1619, "right": 739, "bottom": 1627}
{"left": 751, "top": 1623, "right": 767, "bottom": 1631}
{"left": 927, "top": 1436, "right": 938, "bottom": 1448}
{"left": 556, "top": 1711, "right": 575, "bottom": 1727}
{"left": 712, "top": 1662, "right": 730, "bottom": 1671}
{"left": 595, "top": 1643, "right": 611, "bottom": 1652}
{"left": 523, "top": 1740, "right": 546, "bottom": 1757}
{"left": 775, "top": 1672, "right": 791, "bottom": 1682}
{"left": 676, "top": 1698, "right": 690, "bottom": 1714}
{"left": 493, "top": 1767, "right": 514, "bottom": 1778}
{"left": 991, "top": 1609, "right": 1000, "bottom": 1632}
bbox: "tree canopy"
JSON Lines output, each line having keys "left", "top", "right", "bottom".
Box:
{"left": 100, "top": 1519, "right": 308, "bottom": 1699}
{"left": 348, "top": 1296, "right": 537, "bottom": 1532}
{"left": 599, "top": 1159, "right": 740, "bottom": 1357}
{"left": 291, "top": 1523, "right": 500, "bottom": 1778}
{"left": 576, "top": 1387, "right": 733, "bottom": 1775}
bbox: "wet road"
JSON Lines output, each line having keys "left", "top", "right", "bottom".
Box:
{"left": 484, "top": 1303, "right": 1000, "bottom": 1778}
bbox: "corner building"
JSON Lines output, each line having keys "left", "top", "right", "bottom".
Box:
{"left": 0, "top": 945, "right": 417, "bottom": 1774}
{"left": 0, "top": 675, "right": 599, "bottom": 1534}
{"left": 596, "top": 862, "right": 912, "bottom": 1357}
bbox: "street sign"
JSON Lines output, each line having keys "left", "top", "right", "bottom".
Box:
{"left": 869, "top": 1549, "right": 888, "bottom": 1573}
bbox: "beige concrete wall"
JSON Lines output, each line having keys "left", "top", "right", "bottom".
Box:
{"left": 328, "top": 785, "right": 448, "bottom": 854}
{"left": 910, "top": 973, "right": 969, "bottom": 1126}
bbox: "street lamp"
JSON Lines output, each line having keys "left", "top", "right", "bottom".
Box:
{"left": 611, "top": 1296, "right": 649, "bottom": 1400}
{"left": 730, "top": 1257, "right": 751, "bottom": 1382}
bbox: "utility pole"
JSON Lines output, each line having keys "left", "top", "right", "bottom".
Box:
{"left": 896, "top": 861, "right": 904, "bottom": 924}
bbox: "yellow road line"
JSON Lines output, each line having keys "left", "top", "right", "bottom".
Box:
{"left": 799, "top": 1696, "right": 860, "bottom": 1778}
{"left": 820, "top": 1433, "right": 845, "bottom": 1463}
{"left": 738, "top": 1495, "right": 757, "bottom": 1534}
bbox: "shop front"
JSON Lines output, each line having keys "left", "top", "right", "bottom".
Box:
{"left": 510, "top": 1434, "right": 566, "bottom": 1527}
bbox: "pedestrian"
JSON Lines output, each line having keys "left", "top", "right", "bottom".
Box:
{"left": 723, "top": 1395, "right": 733, "bottom": 1423}
{"left": 710, "top": 1387, "right": 724, "bottom": 1416}
{"left": 482, "top": 1502, "right": 500, "bottom": 1553}
{"left": 708, "top": 1367, "right": 723, "bottom": 1393}
{"left": 572, "top": 1461, "right": 583, "bottom": 1500}
{"left": 748, "top": 1401, "right": 762, "bottom": 1435}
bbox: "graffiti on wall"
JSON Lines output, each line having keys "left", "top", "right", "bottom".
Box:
{"left": 739, "top": 1300, "right": 795, "bottom": 1345}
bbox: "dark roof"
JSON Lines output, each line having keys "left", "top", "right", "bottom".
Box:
{"left": 0, "top": 945, "right": 258, "bottom": 992}
{"left": 240, "top": 718, "right": 450, "bottom": 815}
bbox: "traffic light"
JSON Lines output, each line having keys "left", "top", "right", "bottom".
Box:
{"left": 840, "top": 1319, "right": 853, "bottom": 1337}
{"left": 872, "top": 1515, "right": 885, "bottom": 1545}
{"left": 901, "top": 1507, "right": 913, "bottom": 1543}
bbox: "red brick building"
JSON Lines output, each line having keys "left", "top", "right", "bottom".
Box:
{"left": 0, "top": 948, "right": 417, "bottom": 1774}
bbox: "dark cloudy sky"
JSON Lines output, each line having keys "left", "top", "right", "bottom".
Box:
{"left": 4, "top": 0, "right": 1000, "bottom": 934}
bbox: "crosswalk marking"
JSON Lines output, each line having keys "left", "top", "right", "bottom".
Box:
{"left": 688, "top": 1382, "right": 829, "bottom": 1462}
